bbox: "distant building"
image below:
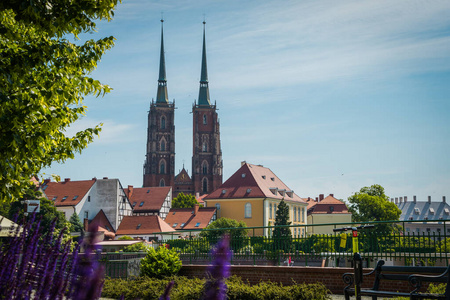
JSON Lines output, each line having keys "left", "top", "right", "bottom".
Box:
{"left": 164, "top": 204, "right": 216, "bottom": 234}
{"left": 116, "top": 215, "right": 178, "bottom": 241}
{"left": 395, "top": 195, "right": 450, "bottom": 235}
{"left": 205, "top": 162, "right": 307, "bottom": 236}
{"left": 142, "top": 20, "right": 223, "bottom": 198}
{"left": 124, "top": 186, "right": 172, "bottom": 219}
{"left": 306, "top": 194, "right": 352, "bottom": 234}
{"left": 41, "top": 177, "right": 133, "bottom": 232}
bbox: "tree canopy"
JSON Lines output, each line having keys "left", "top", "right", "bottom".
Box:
{"left": 347, "top": 184, "right": 401, "bottom": 232}
{"left": 200, "top": 218, "right": 248, "bottom": 241}
{"left": 172, "top": 192, "right": 200, "bottom": 209}
{"left": 0, "top": 0, "right": 119, "bottom": 204}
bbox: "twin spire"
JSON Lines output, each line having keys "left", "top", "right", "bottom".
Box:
{"left": 155, "top": 20, "right": 211, "bottom": 106}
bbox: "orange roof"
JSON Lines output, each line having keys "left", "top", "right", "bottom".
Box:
{"left": 165, "top": 207, "right": 216, "bottom": 230}
{"left": 42, "top": 179, "right": 96, "bottom": 207}
{"left": 116, "top": 215, "right": 176, "bottom": 235}
{"left": 124, "top": 186, "right": 171, "bottom": 212}
{"left": 90, "top": 209, "right": 116, "bottom": 233}
{"left": 196, "top": 194, "right": 208, "bottom": 205}
{"left": 307, "top": 195, "right": 350, "bottom": 215}
{"left": 205, "top": 163, "right": 305, "bottom": 203}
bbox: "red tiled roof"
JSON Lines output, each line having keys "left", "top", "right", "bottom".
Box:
{"left": 43, "top": 179, "right": 96, "bottom": 207}
{"left": 124, "top": 186, "right": 171, "bottom": 212}
{"left": 165, "top": 207, "right": 216, "bottom": 230}
{"left": 307, "top": 195, "right": 350, "bottom": 215}
{"left": 90, "top": 209, "right": 116, "bottom": 233}
{"left": 205, "top": 163, "right": 305, "bottom": 203}
{"left": 196, "top": 194, "right": 208, "bottom": 205}
{"left": 116, "top": 215, "right": 176, "bottom": 235}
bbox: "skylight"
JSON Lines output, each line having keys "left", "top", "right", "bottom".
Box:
{"left": 173, "top": 223, "right": 178, "bottom": 227}
{"left": 195, "top": 222, "right": 201, "bottom": 227}
{"left": 132, "top": 202, "right": 136, "bottom": 207}
{"left": 72, "top": 195, "right": 78, "bottom": 200}
{"left": 61, "top": 196, "right": 68, "bottom": 201}
{"left": 181, "top": 223, "right": 185, "bottom": 227}
{"left": 52, "top": 196, "right": 57, "bottom": 201}
{"left": 139, "top": 201, "right": 144, "bottom": 207}
{"left": 136, "top": 224, "right": 141, "bottom": 229}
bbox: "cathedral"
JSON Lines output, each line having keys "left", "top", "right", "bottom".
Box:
{"left": 143, "top": 20, "right": 223, "bottom": 197}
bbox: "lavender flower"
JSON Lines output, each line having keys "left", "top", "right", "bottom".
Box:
{"left": 0, "top": 213, "right": 104, "bottom": 300}
{"left": 159, "top": 280, "right": 174, "bottom": 300}
{"left": 202, "top": 236, "right": 232, "bottom": 300}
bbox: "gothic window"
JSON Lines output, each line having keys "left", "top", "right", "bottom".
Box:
{"left": 161, "top": 116, "right": 166, "bottom": 129}
{"left": 202, "top": 142, "right": 208, "bottom": 152}
{"left": 245, "top": 203, "right": 252, "bottom": 218}
{"left": 202, "top": 178, "right": 208, "bottom": 193}
{"left": 160, "top": 139, "right": 166, "bottom": 151}
{"left": 203, "top": 114, "right": 207, "bottom": 125}
{"left": 159, "top": 160, "right": 166, "bottom": 174}
{"left": 159, "top": 179, "right": 165, "bottom": 187}
{"left": 202, "top": 161, "right": 208, "bottom": 175}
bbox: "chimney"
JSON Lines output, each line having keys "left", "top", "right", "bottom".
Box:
{"left": 400, "top": 197, "right": 403, "bottom": 204}
{"left": 428, "top": 196, "right": 431, "bottom": 203}
{"left": 241, "top": 161, "right": 246, "bottom": 166}
{"left": 195, "top": 192, "right": 200, "bottom": 199}
{"left": 413, "top": 195, "right": 417, "bottom": 203}
{"left": 329, "top": 193, "right": 334, "bottom": 198}
{"left": 194, "top": 204, "right": 199, "bottom": 215}
{"left": 404, "top": 196, "right": 407, "bottom": 202}
{"left": 307, "top": 197, "right": 311, "bottom": 201}
{"left": 103, "top": 177, "right": 108, "bottom": 179}
{"left": 395, "top": 197, "right": 398, "bottom": 204}
{"left": 64, "top": 178, "right": 70, "bottom": 182}
{"left": 315, "top": 197, "right": 319, "bottom": 202}
{"left": 84, "top": 218, "right": 89, "bottom": 232}
{"left": 128, "top": 185, "right": 133, "bottom": 198}
{"left": 319, "top": 194, "right": 324, "bottom": 201}
{"left": 443, "top": 196, "right": 446, "bottom": 203}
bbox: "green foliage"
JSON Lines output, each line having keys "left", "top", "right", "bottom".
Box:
{"left": 118, "top": 235, "right": 135, "bottom": 241}
{"left": 69, "top": 212, "right": 84, "bottom": 234}
{"left": 102, "top": 276, "right": 331, "bottom": 300}
{"left": 0, "top": 0, "right": 119, "bottom": 204}
{"left": 123, "top": 241, "right": 148, "bottom": 253}
{"left": 172, "top": 192, "right": 200, "bottom": 209}
{"left": 347, "top": 184, "right": 401, "bottom": 232}
{"left": 273, "top": 199, "right": 292, "bottom": 250}
{"left": 140, "top": 246, "right": 182, "bottom": 279}
{"left": 200, "top": 218, "right": 249, "bottom": 242}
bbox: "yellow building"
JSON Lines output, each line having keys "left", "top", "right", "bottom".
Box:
{"left": 306, "top": 194, "right": 352, "bottom": 234}
{"left": 204, "top": 162, "right": 307, "bottom": 236}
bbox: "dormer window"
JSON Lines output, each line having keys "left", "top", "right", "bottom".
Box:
{"left": 262, "top": 175, "right": 266, "bottom": 179}
{"left": 221, "top": 189, "right": 226, "bottom": 195}
{"left": 414, "top": 208, "right": 420, "bottom": 215}
{"left": 445, "top": 208, "right": 450, "bottom": 215}
{"left": 429, "top": 208, "right": 435, "bottom": 214}
{"left": 269, "top": 188, "right": 277, "bottom": 195}
{"left": 246, "top": 188, "right": 251, "bottom": 193}
{"left": 270, "top": 177, "right": 275, "bottom": 181}
{"left": 241, "top": 173, "right": 246, "bottom": 178}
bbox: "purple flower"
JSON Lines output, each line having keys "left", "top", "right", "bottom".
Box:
{"left": 159, "top": 280, "right": 174, "bottom": 300}
{"left": 202, "top": 236, "right": 232, "bottom": 300}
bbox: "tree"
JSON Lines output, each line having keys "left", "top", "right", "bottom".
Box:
{"left": 0, "top": 0, "right": 119, "bottom": 204}
{"left": 272, "top": 199, "right": 292, "bottom": 250}
{"left": 69, "top": 212, "right": 84, "bottom": 235}
{"left": 199, "top": 218, "right": 248, "bottom": 242}
{"left": 172, "top": 192, "right": 200, "bottom": 209}
{"left": 140, "top": 246, "right": 182, "bottom": 279}
{"left": 347, "top": 184, "right": 401, "bottom": 232}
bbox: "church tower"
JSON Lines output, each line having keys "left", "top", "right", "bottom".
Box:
{"left": 192, "top": 22, "right": 223, "bottom": 195}
{"left": 143, "top": 20, "right": 175, "bottom": 188}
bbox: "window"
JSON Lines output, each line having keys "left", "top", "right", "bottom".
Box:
{"left": 88, "top": 196, "right": 91, "bottom": 202}
{"left": 414, "top": 208, "right": 420, "bottom": 214}
{"left": 160, "top": 140, "right": 166, "bottom": 151}
{"left": 160, "top": 160, "right": 166, "bottom": 174}
{"left": 245, "top": 203, "right": 252, "bottom": 218}
{"left": 195, "top": 222, "right": 201, "bottom": 227}
{"left": 136, "top": 224, "right": 141, "bottom": 229}
{"left": 429, "top": 208, "right": 435, "bottom": 214}
{"left": 203, "top": 114, "right": 207, "bottom": 125}
{"left": 181, "top": 223, "right": 185, "bottom": 228}
{"left": 52, "top": 196, "right": 57, "bottom": 201}
{"left": 202, "top": 178, "right": 208, "bottom": 193}
{"left": 445, "top": 208, "right": 450, "bottom": 215}
{"left": 215, "top": 203, "right": 221, "bottom": 210}
{"left": 139, "top": 201, "right": 144, "bottom": 207}
{"left": 61, "top": 196, "right": 68, "bottom": 202}
{"left": 202, "top": 161, "right": 208, "bottom": 175}
{"left": 298, "top": 207, "right": 301, "bottom": 222}
{"left": 173, "top": 223, "right": 178, "bottom": 228}
{"left": 161, "top": 116, "right": 166, "bottom": 129}
{"left": 294, "top": 207, "right": 297, "bottom": 221}
{"left": 270, "top": 204, "right": 273, "bottom": 219}
{"left": 84, "top": 211, "right": 88, "bottom": 219}
{"left": 72, "top": 195, "right": 78, "bottom": 201}
{"left": 202, "top": 142, "right": 208, "bottom": 152}
{"left": 159, "top": 179, "right": 165, "bottom": 187}
{"left": 132, "top": 202, "right": 137, "bottom": 207}
{"left": 329, "top": 206, "right": 334, "bottom": 212}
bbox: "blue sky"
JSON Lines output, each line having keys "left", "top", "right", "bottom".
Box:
{"left": 43, "top": 0, "right": 450, "bottom": 201}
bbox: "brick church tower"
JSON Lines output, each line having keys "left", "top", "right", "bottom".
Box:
{"left": 192, "top": 22, "right": 223, "bottom": 195}
{"left": 143, "top": 20, "right": 175, "bottom": 188}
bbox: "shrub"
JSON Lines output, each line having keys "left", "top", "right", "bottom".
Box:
{"left": 140, "top": 246, "right": 182, "bottom": 278}
{"left": 123, "top": 241, "right": 148, "bottom": 252}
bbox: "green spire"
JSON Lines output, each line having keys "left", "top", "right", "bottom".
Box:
{"left": 198, "top": 21, "right": 211, "bottom": 106}
{"left": 156, "top": 19, "right": 168, "bottom": 104}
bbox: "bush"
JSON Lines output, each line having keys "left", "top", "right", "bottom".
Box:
{"left": 102, "top": 276, "right": 331, "bottom": 300}
{"left": 123, "top": 241, "right": 148, "bottom": 252}
{"left": 140, "top": 246, "right": 182, "bottom": 278}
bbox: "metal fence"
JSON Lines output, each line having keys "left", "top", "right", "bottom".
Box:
{"left": 156, "top": 220, "right": 450, "bottom": 267}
